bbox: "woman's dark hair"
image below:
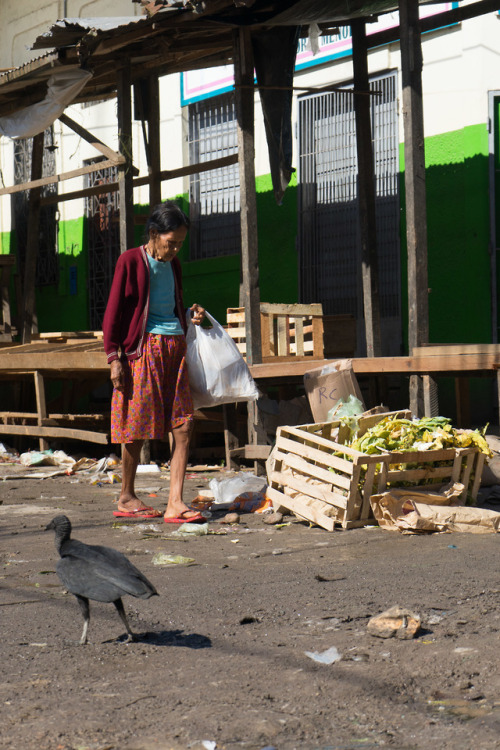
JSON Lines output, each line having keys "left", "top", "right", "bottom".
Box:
{"left": 145, "top": 201, "right": 190, "bottom": 238}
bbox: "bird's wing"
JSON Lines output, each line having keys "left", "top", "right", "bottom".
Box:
{"left": 58, "top": 540, "right": 157, "bottom": 600}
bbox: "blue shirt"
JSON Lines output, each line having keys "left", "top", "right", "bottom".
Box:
{"left": 145, "top": 255, "right": 183, "bottom": 335}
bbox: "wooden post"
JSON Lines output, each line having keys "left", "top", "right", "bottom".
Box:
{"left": 147, "top": 74, "right": 162, "bottom": 209}
{"left": 33, "top": 371, "right": 49, "bottom": 451}
{"left": 117, "top": 64, "right": 135, "bottom": 253}
{"left": 400, "top": 0, "right": 429, "bottom": 416}
{"left": 233, "top": 28, "right": 262, "bottom": 367}
{"left": 351, "top": 19, "right": 382, "bottom": 358}
{"left": 22, "top": 131, "right": 44, "bottom": 344}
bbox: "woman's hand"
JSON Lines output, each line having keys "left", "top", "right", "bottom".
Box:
{"left": 190, "top": 303, "right": 205, "bottom": 326}
{"left": 110, "top": 359, "right": 125, "bottom": 391}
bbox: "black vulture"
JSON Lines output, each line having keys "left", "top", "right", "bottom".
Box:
{"left": 46, "top": 514, "right": 158, "bottom": 644}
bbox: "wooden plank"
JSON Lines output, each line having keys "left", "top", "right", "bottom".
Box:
{"left": 223, "top": 402, "right": 240, "bottom": 470}
{"left": 360, "top": 461, "right": 376, "bottom": 520}
{"left": 266, "top": 486, "right": 337, "bottom": 532}
{"left": 471, "top": 452, "right": 485, "bottom": 499}
{"left": 273, "top": 441, "right": 353, "bottom": 490}
{"left": 273, "top": 449, "right": 349, "bottom": 507}
{"left": 39, "top": 154, "right": 239, "bottom": 206}
{"left": 58, "top": 113, "right": 125, "bottom": 165}
{"left": 279, "top": 425, "right": 367, "bottom": 459}
{"left": 234, "top": 27, "right": 261, "bottom": 366}
{"left": 414, "top": 344, "right": 500, "bottom": 356}
{"left": 0, "top": 424, "right": 108, "bottom": 444}
{"left": 244, "top": 444, "right": 271, "bottom": 459}
{"left": 0, "top": 158, "right": 120, "bottom": 197}
{"left": 259, "top": 303, "right": 322, "bottom": 315}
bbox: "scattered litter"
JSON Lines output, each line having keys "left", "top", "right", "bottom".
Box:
{"left": 202, "top": 741, "right": 217, "bottom": 750}
{"left": 230, "top": 539, "right": 239, "bottom": 544}
{"left": 152, "top": 553, "right": 195, "bottom": 566}
{"left": 20, "top": 449, "right": 76, "bottom": 468}
{"left": 304, "top": 646, "right": 342, "bottom": 664}
{"left": 136, "top": 464, "right": 161, "bottom": 474}
{"left": 454, "top": 646, "right": 477, "bottom": 654}
{"left": 170, "top": 522, "right": 209, "bottom": 537}
{"left": 367, "top": 606, "right": 421, "bottom": 639}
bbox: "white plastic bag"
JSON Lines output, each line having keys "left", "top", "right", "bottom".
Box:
{"left": 185, "top": 310, "right": 259, "bottom": 409}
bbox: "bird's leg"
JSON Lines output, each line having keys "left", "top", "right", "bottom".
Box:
{"left": 114, "top": 598, "right": 136, "bottom": 642}
{"left": 75, "top": 595, "right": 90, "bottom": 645}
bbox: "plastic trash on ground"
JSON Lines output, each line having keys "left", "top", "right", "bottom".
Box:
{"left": 152, "top": 553, "right": 195, "bottom": 566}
{"left": 20, "top": 449, "right": 76, "bottom": 469}
{"left": 304, "top": 646, "right": 342, "bottom": 664}
{"left": 209, "top": 472, "right": 268, "bottom": 510}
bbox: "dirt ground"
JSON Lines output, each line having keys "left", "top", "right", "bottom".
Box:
{"left": 1, "top": 457, "right": 499, "bottom": 750}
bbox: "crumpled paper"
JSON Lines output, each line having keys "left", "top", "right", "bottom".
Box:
{"left": 370, "top": 482, "right": 500, "bottom": 533}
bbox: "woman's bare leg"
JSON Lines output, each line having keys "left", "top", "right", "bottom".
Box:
{"left": 117, "top": 440, "right": 150, "bottom": 510}
{"left": 164, "top": 421, "right": 198, "bottom": 519}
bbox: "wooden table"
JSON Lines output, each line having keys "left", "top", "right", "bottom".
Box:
{"left": 0, "top": 340, "right": 498, "bottom": 453}
{"left": 0, "top": 335, "right": 109, "bottom": 448}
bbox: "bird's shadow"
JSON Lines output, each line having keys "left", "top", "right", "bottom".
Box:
{"left": 113, "top": 629, "right": 212, "bottom": 648}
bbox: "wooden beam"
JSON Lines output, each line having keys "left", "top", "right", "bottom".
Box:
{"left": 0, "top": 423, "right": 108, "bottom": 444}
{"left": 58, "top": 113, "right": 125, "bottom": 165}
{"left": 22, "top": 132, "right": 44, "bottom": 344}
{"left": 233, "top": 27, "right": 262, "bottom": 367}
{"left": 400, "top": 0, "right": 429, "bottom": 353}
{"left": 368, "top": 0, "right": 500, "bottom": 50}
{"left": 117, "top": 64, "right": 135, "bottom": 253}
{"left": 33, "top": 370, "right": 49, "bottom": 450}
{"left": 351, "top": 19, "right": 382, "bottom": 358}
{"left": 147, "top": 74, "right": 162, "bottom": 208}
{"left": 0, "top": 159, "right": 119, "bottom": 197}
{"left": 39, "top": 153, "right": 239, "bottom": 206}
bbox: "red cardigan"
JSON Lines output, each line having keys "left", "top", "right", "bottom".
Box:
{"left": 102, "top": 245, "right": 187, "bottom": 364}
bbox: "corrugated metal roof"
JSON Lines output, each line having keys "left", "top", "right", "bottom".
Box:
{"left": 0, "top": 0, "right": 487, "bottom": 121}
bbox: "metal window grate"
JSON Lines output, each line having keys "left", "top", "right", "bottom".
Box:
{"left": 188, "top": 92, "right": 240, "bottom": 259}
{"left": 13, "top": 128, "right": 59, "bottom": 286}
{"left": 84, "top": 160, "right": 120, "bottom": 330}
{"left": 298, "top": 72, "right": 400, "bottom": 324}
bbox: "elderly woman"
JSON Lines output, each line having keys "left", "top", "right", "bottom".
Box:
{"left": 103, "top": 201, "right": 205, "bottom": 523}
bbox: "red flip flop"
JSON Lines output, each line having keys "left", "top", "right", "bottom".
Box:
{"left": 113, "top": 506, "right": 162, "bottom": 519}
{"left": 164, "top": 510, "right": 205, "bottom": 524}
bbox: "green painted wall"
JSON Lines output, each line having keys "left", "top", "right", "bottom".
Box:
{"left": 399, "top": 123, "right": 493, "bottom": 422}
{"left": 180, "top": 172, "right": 298, "bottom": 323}
{"left": 400, "top": 123, "right": 491, "bottom": 350}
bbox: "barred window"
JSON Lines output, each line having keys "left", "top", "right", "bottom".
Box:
{"left": 13, "top": 128, "right": 58, "bottom": 286}
{"left": 188, "top": 92, "right": 240, "bottom": 260}
{"left": 84, "top": 159, "right": 120, "bottom": 330}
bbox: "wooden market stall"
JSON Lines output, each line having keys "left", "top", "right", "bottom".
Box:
{"left": 0, "top": 0, "right": 498, "bottom": 453}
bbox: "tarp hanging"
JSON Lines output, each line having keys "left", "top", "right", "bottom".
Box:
{"left": 0, "top": 67, "right": 92, "bottom": 139}
{"left": 252, "top": 26, "right": 300, "bottom": 205}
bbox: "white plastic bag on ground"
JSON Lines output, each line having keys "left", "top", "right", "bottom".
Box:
{"left": 185, "top": 310, "right": 259, "bottom": 409}
{"left": 209, "top": 472, "right": 268, "bottom": 509}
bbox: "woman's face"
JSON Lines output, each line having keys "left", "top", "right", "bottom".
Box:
{"left": 149, "top": 225, "right": 187, "bottom": 262}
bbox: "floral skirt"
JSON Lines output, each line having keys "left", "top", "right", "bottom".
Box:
{"left": 111, "top": 333, "right": 193, "bottom": 444}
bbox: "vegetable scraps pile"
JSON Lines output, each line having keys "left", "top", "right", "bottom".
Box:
{"left": 348, "top": 415, "right": 492, "bottom": 457}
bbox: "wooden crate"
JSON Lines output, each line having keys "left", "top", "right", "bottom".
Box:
{"left": 266, "top": 412, "right": 484, "bottom": 530}
{"left": 226, "top": 303, "right": 324, "bottom": 360}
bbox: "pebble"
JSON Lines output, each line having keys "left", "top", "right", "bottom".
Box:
{"left": 263, "top": 511, "right": 283, "bottom": 525}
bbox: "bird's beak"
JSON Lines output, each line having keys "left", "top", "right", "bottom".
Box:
{"left": 45, "top": 521, "right": 54, "bottom": 531}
